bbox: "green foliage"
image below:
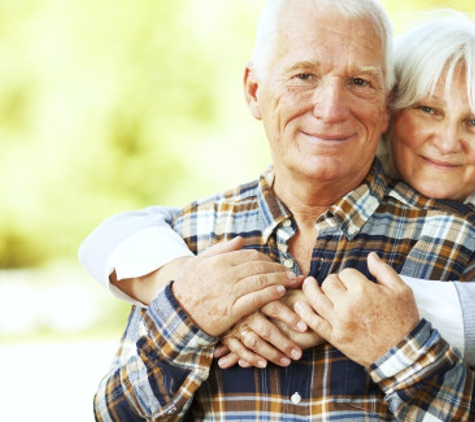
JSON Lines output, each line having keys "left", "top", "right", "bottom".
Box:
{"left": 0, "top": 0, "right": 266, "bottom": 268}
{"left": 1, "top": 0, "right": 475, "bottom": 268}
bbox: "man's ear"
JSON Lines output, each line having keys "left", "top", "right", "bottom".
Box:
{"left": 243, "top": 63, "right": 262, "bottom": 120}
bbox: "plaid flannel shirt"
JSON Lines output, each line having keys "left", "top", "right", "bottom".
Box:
{"left": 94, "top": 160, "right": 475, "bottom": 421}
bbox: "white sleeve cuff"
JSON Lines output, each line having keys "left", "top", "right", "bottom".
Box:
{"left": 400, "top": 276, "right": 464, "bottom": 356}
{"left": 105, "top": 226, "right": 194, "bottom": 304}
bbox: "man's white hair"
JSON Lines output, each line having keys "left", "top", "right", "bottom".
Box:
{"left": 250, "top": 0, "right": 395, "bottom": 91}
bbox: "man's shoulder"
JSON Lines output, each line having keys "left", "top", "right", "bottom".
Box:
{"left": 170, "top": 178, "right": 264, "bottom": 252}
{"left": 180, "top": 178, "right": 260, "bottom": 213}
{"left": 171, "top": 178, "right": 261, "bottom": 232}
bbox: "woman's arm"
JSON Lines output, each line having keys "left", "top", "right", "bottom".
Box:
{"left": 78, "top": 205, "right": 193, "bottom": 304}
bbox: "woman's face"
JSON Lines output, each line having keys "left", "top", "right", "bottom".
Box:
{"left": 391, "top": 70, "right": 475, "bottom": 201}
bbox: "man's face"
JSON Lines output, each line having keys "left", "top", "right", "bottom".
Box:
{"left": 246, "top": 3, "right": 390, "bottom": 195}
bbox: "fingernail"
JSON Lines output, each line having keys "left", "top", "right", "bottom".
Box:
{"left": 276, "top": 286, "right": 286, "bottom": 294}
{"left": 280, "top": 357, "right": 291, "bottom": 366}
{"left": 369, "top": 252, "right": 380, "bottom": 261}
{"left": 291, "top": 348, "right": 302, "bottom": 360}
{"left": 296, "top": 320, "right": 307, "bottom": 332}
{"left": 257, "top": 359, "right": 267, "bottom": 368}
{"left": 287, "top": 271, "right": 297, "bottom": 280}
{"left": 294, "top": 301, "right": 304, "bottom": 312}
{"left": 218, "top": 358, "right": 228, "bottom": 368}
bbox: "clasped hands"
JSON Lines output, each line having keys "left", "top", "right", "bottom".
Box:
{"left": 171, "top": 237, "right": 420, "bottom": 369}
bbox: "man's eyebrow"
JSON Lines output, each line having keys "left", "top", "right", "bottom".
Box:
{"left": 287, "top": 62, "right": 383, "bottom": 76}
{"left": 287, "top": 60, "right": 319, "bottom": 73}
{"left": 356, "top": 65, "right": 383, "bottom": 77}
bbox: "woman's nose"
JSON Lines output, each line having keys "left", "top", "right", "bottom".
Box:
{"left": 432, "top": 122, "right": 462, "bottom": 154}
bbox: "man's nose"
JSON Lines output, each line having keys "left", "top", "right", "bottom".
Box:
{"left": 312, "top": 80, "right": 350, "bottom": 122}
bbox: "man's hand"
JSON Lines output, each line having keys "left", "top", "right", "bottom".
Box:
{"left": 172, "top": 237, "right": 301, "bottom": 337}
{"left": 294, "top": 252, "right": 420, "bottom": 367}
{"left": 216, "top": 289, "right": 325, "bottom": 369}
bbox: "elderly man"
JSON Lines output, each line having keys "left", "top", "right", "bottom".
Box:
{"left": 92, "top": 0, "right": 475, "bottom": 420}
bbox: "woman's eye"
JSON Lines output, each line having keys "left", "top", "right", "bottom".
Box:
{"left": 420, "top": 105, "right": 435, "bottom": 114}
{"left": 468, "top": 119, "right": 475, "bottom": 127}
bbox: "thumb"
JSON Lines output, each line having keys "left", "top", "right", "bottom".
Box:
{"left": 367, "top": 252, "right": 403, "bottom": 289}
{"left": 200, "top": 236, "right": 244, "bottom": 258}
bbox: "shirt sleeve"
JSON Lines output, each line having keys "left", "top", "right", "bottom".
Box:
{"left": 93, "top": 284, "right": 217, "bottom": 421}
{"left": 369, "top": 319, "right": 475, "bottom": 420}
{"left": 455, "top": 282, "right": 475, "bottom": 368}
{"left": 78, "top": 206, "right": 194, "bottom": 303}
{"left": 400, "top": 276, "right": 464, "bottom": 355}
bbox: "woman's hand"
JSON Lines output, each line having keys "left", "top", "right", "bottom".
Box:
{"left": 215, "top": 289, "right": 325, "bottom": 369}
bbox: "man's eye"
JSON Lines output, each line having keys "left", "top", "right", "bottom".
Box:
{"left": 296, "top": 73, "right": 312, "bottom": 80}
{"left": 352, "top": 78, "right": 369, "bottom": 87}
{"left": 468, "top": 118, "right": 475, "bottom": 127}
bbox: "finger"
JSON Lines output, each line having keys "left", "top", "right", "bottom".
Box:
{"left": 243, "top": 314, "right": 302, "bottom": 364}
{"left": 221, "top": 336, "right": 268, "bottom": 368}
{"left": 232, "top": 284, "right": 287, "bottom": 324}
{"left": 261, "top": 300, "right": 307, "bottom": 332}
{"left": 294, "top": 301, "right": 332, "bottom": 340}
{"left": 213, "top": 343, "right": 230, "bottom": 359}
{"left": 302, "top": 277, "right": 333, "bottom": 311}
{"left": 336, "top": 267, "right": 368, "bottom": 287}
{"left": 217, "top": 352, "right": 241, "bottom": 369}
{"left": 238, "top": 360, "right": 253, "bottom": 368}
{"left": 240, "top": 329, "right": 294, "bottom": 367}
{"left": 199, "top": 236, "right": 244, "bottom": 258}
{"left": 232, "top": 259, "right": 300, "bottom": 289}
{"left": 367, "top": 252, "right": 404, "bottom": 290}
{"left": 234, "top": 268, "right": 300, "bottom": 301}
{"left": 321, "top": 273, "right": 347, "bottom": 295}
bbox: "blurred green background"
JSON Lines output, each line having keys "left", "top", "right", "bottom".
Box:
{"left": 1, "top": 0, "right": 474, "bottom": 420}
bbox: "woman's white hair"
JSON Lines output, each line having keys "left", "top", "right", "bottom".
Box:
{"left": 379, "top": 10, "right": 475, "bottom": 206}
{"left": 391, "top": 9, "right": 475, "bottom": 113}
{"left": 250, "top": 0, "right": 395, "bottom": 91}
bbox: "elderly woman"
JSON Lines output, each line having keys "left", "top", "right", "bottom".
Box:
{"left": 79, "top": 10, "right": 475, "bottom": 367}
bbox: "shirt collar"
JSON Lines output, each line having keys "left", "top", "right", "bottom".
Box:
{"left": 325, "top": 158, "right": 388, "bottom": 239}
{"left": 257, "top": 159, "right": 389, "bottom": 243}
{"left": 258, "top": 166, "right": 293, "bottom": 243}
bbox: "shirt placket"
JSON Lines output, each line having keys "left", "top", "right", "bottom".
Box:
{"left": 310, "top": 214, "right": 344, "bottom": 283}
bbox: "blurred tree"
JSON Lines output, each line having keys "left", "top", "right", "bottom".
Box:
{"left": 0, "top": 0, "right": 474, "bottom": 268}
{"left": 0, "top": 0, "right": 264, "bottom": 267}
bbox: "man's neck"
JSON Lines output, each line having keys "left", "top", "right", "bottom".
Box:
{"left": 273, "top": 175, "right": 354, "bottom": 227}
{"left": 272, "top": 172, "right": 365, "bottom": 275}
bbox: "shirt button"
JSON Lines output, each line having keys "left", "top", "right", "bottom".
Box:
{"left": 291, "top": 392, "right": 301, "bottom": 404}
{"left": 283, "top": 219, "right": 292, "bottom": 227}
{"left": 284, "top": 259, "right": 294, "bottom": 269}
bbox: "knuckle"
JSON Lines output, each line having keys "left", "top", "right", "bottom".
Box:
{"left": 261, "top": 300, "right": 282, "bottom": 318}
{"left": 243, "top": 332, "right": 259, "bottom": 349}
{"left": 246, "top": 250, "right": 265, "bottom": 262}
{"left": 256, "top": 322, "right": 273, "bottom": 340}
{"left": 253, "top": 273, "right": 268, "bottom": 290}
